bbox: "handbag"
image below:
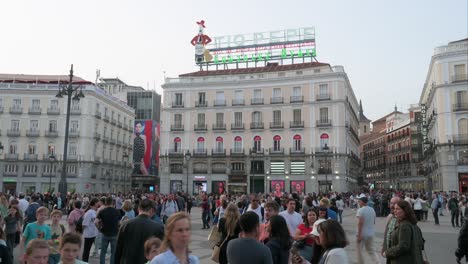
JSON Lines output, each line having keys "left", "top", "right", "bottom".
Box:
{"left": 211, "top": 233, "right": 229, "bottom": 263}
{"left": 208, "top": 225, "right": 220, "bottom": 242}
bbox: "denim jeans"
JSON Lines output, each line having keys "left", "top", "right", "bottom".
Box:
{"left": 338, "top": 209, "right": 343, "bottom": 223}
{"left": 100, "top": 235, "right": 117, "bottom": 264}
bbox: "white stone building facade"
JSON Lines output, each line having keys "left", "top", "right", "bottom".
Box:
{"left": 160, "top": 62, "right": 361, "bottom": 195}
{"left": 419, "top": 38, "right": 468, "bottom": 192}
{"left": 0, "top": 74, "right": 135, "bottom": 194}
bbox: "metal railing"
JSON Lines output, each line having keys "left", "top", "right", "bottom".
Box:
{"left": 193, "top": 149, "right": 207, "bottom": 156}
{"left": 212, "top": 123, "right": 226, "bottom": 130}
{"left": 9, "top": 106, "right": 23, "bottom": 114}
{"left": 453, "top": 103, "right": 468, "bottom": 112}
{"left": 290, "top": 96, "right": 304, "bottom": 103}
{"left": 269, "top": 148, "right": 284, "bottom": 154}
{"left": 270, "top": 97, "right": 284, "bottom": 104}
{"left": 94, "top": 111, "right": 102, "bottom": 119}
{"left": 316, "top": 119, "right": 332, "bottom": 127}
{"left": 69, "top": 130, "right": 79, "bottom": 138}
{"left": 230, "top": 148, "right": 245, "bottom": 155}
{"left": 232, "top": 99, "right": 245, "bottom": 106}
{"left": 5, "top": 153, "right": 19, "bottom": 160}
{"left": 194, "top": 124, "right": 207, "bottom": 131}
{"left": 24, "top": 153, "right": 38, "bottom": 161}
{"left": 290, "top": 121, "right": 304, "bottom": 128}
{"left": 28, "top": 107, "right": 42, "bottom": 115}
{"left": 70, "top": 107, "right": 81, "bottom": 115}
{"left": 214, "top": 100, "right": 226, "bottom": 106}
{"left": 250, "top": 122, "right": 264, "bottom": 129}
{"left": 195, "top": 101, "right": 208, "bottom": 107}
{"left": 251, "top": 98, "right": 264, "bottom": 105}
{"left": 212, "top": 149, "right": 226, "bottom": 156}
{"left": 290, "top": 147, "right": 305, "bottom": 154}
{"left": 451, "top": 74, "right": 468, "bottom": 83}
{"left": 170, "top": 124, "right": 184, "bottom": 131}
{"left": 270, "top": 122, "right": 284, "bottom": 129}
{"left": 231, "top": 123, "right": 245, "bottom": 130}
{"left": 171, "top": 101, "right": 184, "bottom": 108}
{"left": 26, "top": 129, "right": 40, "bottom": 137}
{"left": 7, "top": 129, "right": 21, "bottom": 137}
{"left": 316, "top": 94, "right": 331, "bottom": 101}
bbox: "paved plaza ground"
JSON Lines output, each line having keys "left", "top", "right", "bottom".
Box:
{"left": 13, "top": 207, "right": 459, "bottom": 264}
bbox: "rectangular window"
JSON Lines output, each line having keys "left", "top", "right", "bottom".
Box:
{"left": 273, "top": 88, "right": 281, "bottom": 98}
{"left": 456, "top": 91, "right": 467, "bottom": 105}
{"left": 293, "top": 109, "right": 302, "bottom": 122}
{"left": 11, "top": 120, "right": 20, "bottom": 131}
{"left": 71, "top": 121, "right": 79, "bottom": 132}
{"left": 291, "top": 161, "right": 305, "bottom": 175}
{"left": 197, "top": 113, "right": 205, "bottom": 125}
{"left": 319, "top": 84, "right": 328, "bottom": 95}
{"left": 216, "top": 113, "right": 224, "bottom": 125}
{"left": 13, "top": 99, "right": 22, "bottom": 106}
{"left": 273, "top": 110, "right": 281, "bottom": 123}
{"left": 320, "top": 108, "right": 328, "bottom": 121}
{"left": 234, "top": 112, "right": 242, "bottom": 125}
{"left": 198, "top": 92, "right": 205, "bottom": 103}
{"left": 69, "top": 144, "right": 77, "bottom": 156}
{"left": 234, "top": 140, "right": 242, "bottom": 151}
{"left": 235, "top": 90, "right": 243, "bottom": 99}
{"left": 454, "top": 64, "right": 466, "bottom": 81}
{"left": 51, "top": 100, "right": 59, "bottom": 109}
{"left": 196, "top": 140, "right": 205, "bottom": 151}
{"left": 293, "top": 87, "right": 301, "bottom": 96}
{"left": 28, "top": 144, "right": 36, "bottom": 154}
{"left": 174, "top": 114, "right": 182, "bottom": 126}
{"left": 270, "top": 161, "right": 285, "bottom": 174}
{"left": 254, "top": 89, "right": 262, "bottom": 99}
{"left": 30, "top": 120, "right": 38, "bottom": 130}
{"left": 32, "top": 99, "right": 40, "bottom": 107}
{"left": 273, "top": 139, "right": 281, "bottom": 151}
{"left": 49, "top": 121, "right": 57, "bottom": 132}
{"left": 175, "top": 93, "right": 183, "bottom": 105}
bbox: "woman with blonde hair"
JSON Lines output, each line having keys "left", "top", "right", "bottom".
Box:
{"left": 150, "top": 212, "right": 200, "bottom": 264}
{"left": 216, "top": 203, "right": 241, "bottom": 264}
{"left": 120, "top": 200, "right": 135, "bottom": 221}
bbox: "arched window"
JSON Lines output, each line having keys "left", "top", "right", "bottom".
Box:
{"left": 215, "top": 137, "right": 224, "bottom": 152}
{"left": 234, "top": 136, "right": 242, "bottom": 152}
{"left": 196, "top": 137, "right": 205, "bottom": 151}
{"left": 252, "top": 111, "right": 262, "bottom": 124}
{"left": 9, "top": 141, "right": 17, "bottom": 154}
{"left": 320, "top": 134, "right": 329, "bottom": 149}
{"left": 28, "top": 142, "right": 37, "bottom": 155}
{"left": 273, "top": 135, "right": 281, "bottom": 151}
{"left": 293, "top": 135, "right": 302, "bottom": 151}
{"left": 174, "top": 137, "right": 181, "bottom": 152}
{"left": 253, "top": 136, "right": 262, "bottom": 152}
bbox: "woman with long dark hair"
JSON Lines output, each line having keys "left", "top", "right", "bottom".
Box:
{"left": 316, "top": 220, "right": 349, "bottom": 263}
{"left": 294, "top": 208, "right": 318, "bottom": 262}
{"left": 266, "top": 215, "right": 292, "bottom": 264}
{"left": 384, "top": 200, "right": 425, "bottom": 264}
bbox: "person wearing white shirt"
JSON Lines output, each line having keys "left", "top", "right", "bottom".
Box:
{"left": 82, "top": 198, "right": 100, "bottom": 262}
{"left": 336, "top": 196, "right": 345, "bottom": 224}
{"left": 246, "top": 197, "right": 264, "bottom": 223}
{"left": 18, "top": 193, "right": 29, "bottom": 215}
{"left": 279, "top": 198, "right": 302, "bottom": 236}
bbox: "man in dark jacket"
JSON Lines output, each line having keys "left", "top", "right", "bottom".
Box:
{"left": 115, "top": 199, "right": 164, "bottom": 264}
{"left": 456, "top": 212, "right": 468, "bottom": 264}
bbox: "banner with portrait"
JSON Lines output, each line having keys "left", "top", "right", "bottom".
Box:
{"left": 133, "top": 120, "right": 160, "bottom": 176}
{"left": 170, "top": 180, "right": 183, "bottom": 194}
{"left": 212, "top": 181, "right": 226, "bottom": 195}
{"left": 291, "top": 181, "right": 305, "bottom": 195}
{"left": 271, "top": 180, "right": 285, "bottom": 197}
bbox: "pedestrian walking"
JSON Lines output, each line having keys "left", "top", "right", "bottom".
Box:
{"left": 216, "top": 204, "right": 241, "bottom": 264}
{"left": 81, "top": 198, "right": 100, "bottom": 262}
{"left": 356, "top": 196, "right": 380, "bottom": 264}
{"left": 383, "top": 200, "right": 426, "bottom": 264}
{"left": 59, "top": 232, "right": 88, "bottom": 264}
{"left": 150, "top": 212, "right": 200, "bottom": 264}
{"left": 115, "top": 199, "right": 164, "bottom": 264}
{"left": 449, "top": 193, "right": 461, "bottom": 227}
{"left": 96, "top": 197, "right": 122, "bottom": 264}
{"left": 431, "top": 194, "right": 440, "bottom": 225}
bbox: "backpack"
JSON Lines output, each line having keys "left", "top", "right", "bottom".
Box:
{"left": 25, "top": 203, "right": 40, "bottom": 223}
{"left": 437, "top": 200, "right": 442, "bottom": 209}
{"left": 75, "top": 216, "right": 84, "bottom": 233}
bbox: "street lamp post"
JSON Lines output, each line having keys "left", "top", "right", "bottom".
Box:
{"left": 49, "top": 153, "right": 56, "bottom": 193}
{"left": 123, "top": 152, "right": 129, "bottom": 193}
{"left": 184, "top": 150, "right": 191, "bottom": 194}
{"left": 55, "top": 64, "right": 85, "bottom": 200}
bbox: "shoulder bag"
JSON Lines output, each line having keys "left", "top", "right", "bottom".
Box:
{"left": 208, "top": 225, "right": 220, "bottom": 242}
{"left": 211, "top": 232, "right": 229, "bottom": 263}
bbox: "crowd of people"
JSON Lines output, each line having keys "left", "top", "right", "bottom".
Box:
{"left": 0, "top": 188, "right": 466, "bottom": 264}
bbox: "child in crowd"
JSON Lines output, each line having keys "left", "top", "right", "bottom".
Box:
{"left": 20, "top": 207, "right": 52, "bottom": 253}
{"left": 23, "top": 239, "right": 50, "bottom": 264}
{"left": 145, "top": 237, "right": 162, "bottom": 263}
{"left": 49, "top": 209, "right": 66, "bottom": 264}
{"left": 59, "top": 232, "right": 88, "bottom": 264}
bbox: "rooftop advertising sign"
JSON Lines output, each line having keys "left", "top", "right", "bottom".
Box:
{"left": 190, "top": 21, "right": 316, "bottom": 65}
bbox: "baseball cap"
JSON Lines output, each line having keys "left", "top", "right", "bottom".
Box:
{"left": 310, "top": 219, "right": 327, "bottom": 236}
{"left": 359, "top": 196, "right": 369, "bottom": 203}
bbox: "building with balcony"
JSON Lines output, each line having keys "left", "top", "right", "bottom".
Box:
{"left": 98, "top": 78, "right": 161, "bottom": 191}
{"left": 0, "top": 74, "right": 135, "bottom": 194}
{"left": 419, "top": 38, "right": 468, "bottom": 192}
{"left": 361, "top": 106, "right": 425, "bottom": 191}
{"left": 160, "top": 62, "right": 361, "bottom": 194}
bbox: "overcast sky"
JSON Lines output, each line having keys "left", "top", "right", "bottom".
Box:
{"left": 0, "top": 0, "right": 466, "bottom": 120}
